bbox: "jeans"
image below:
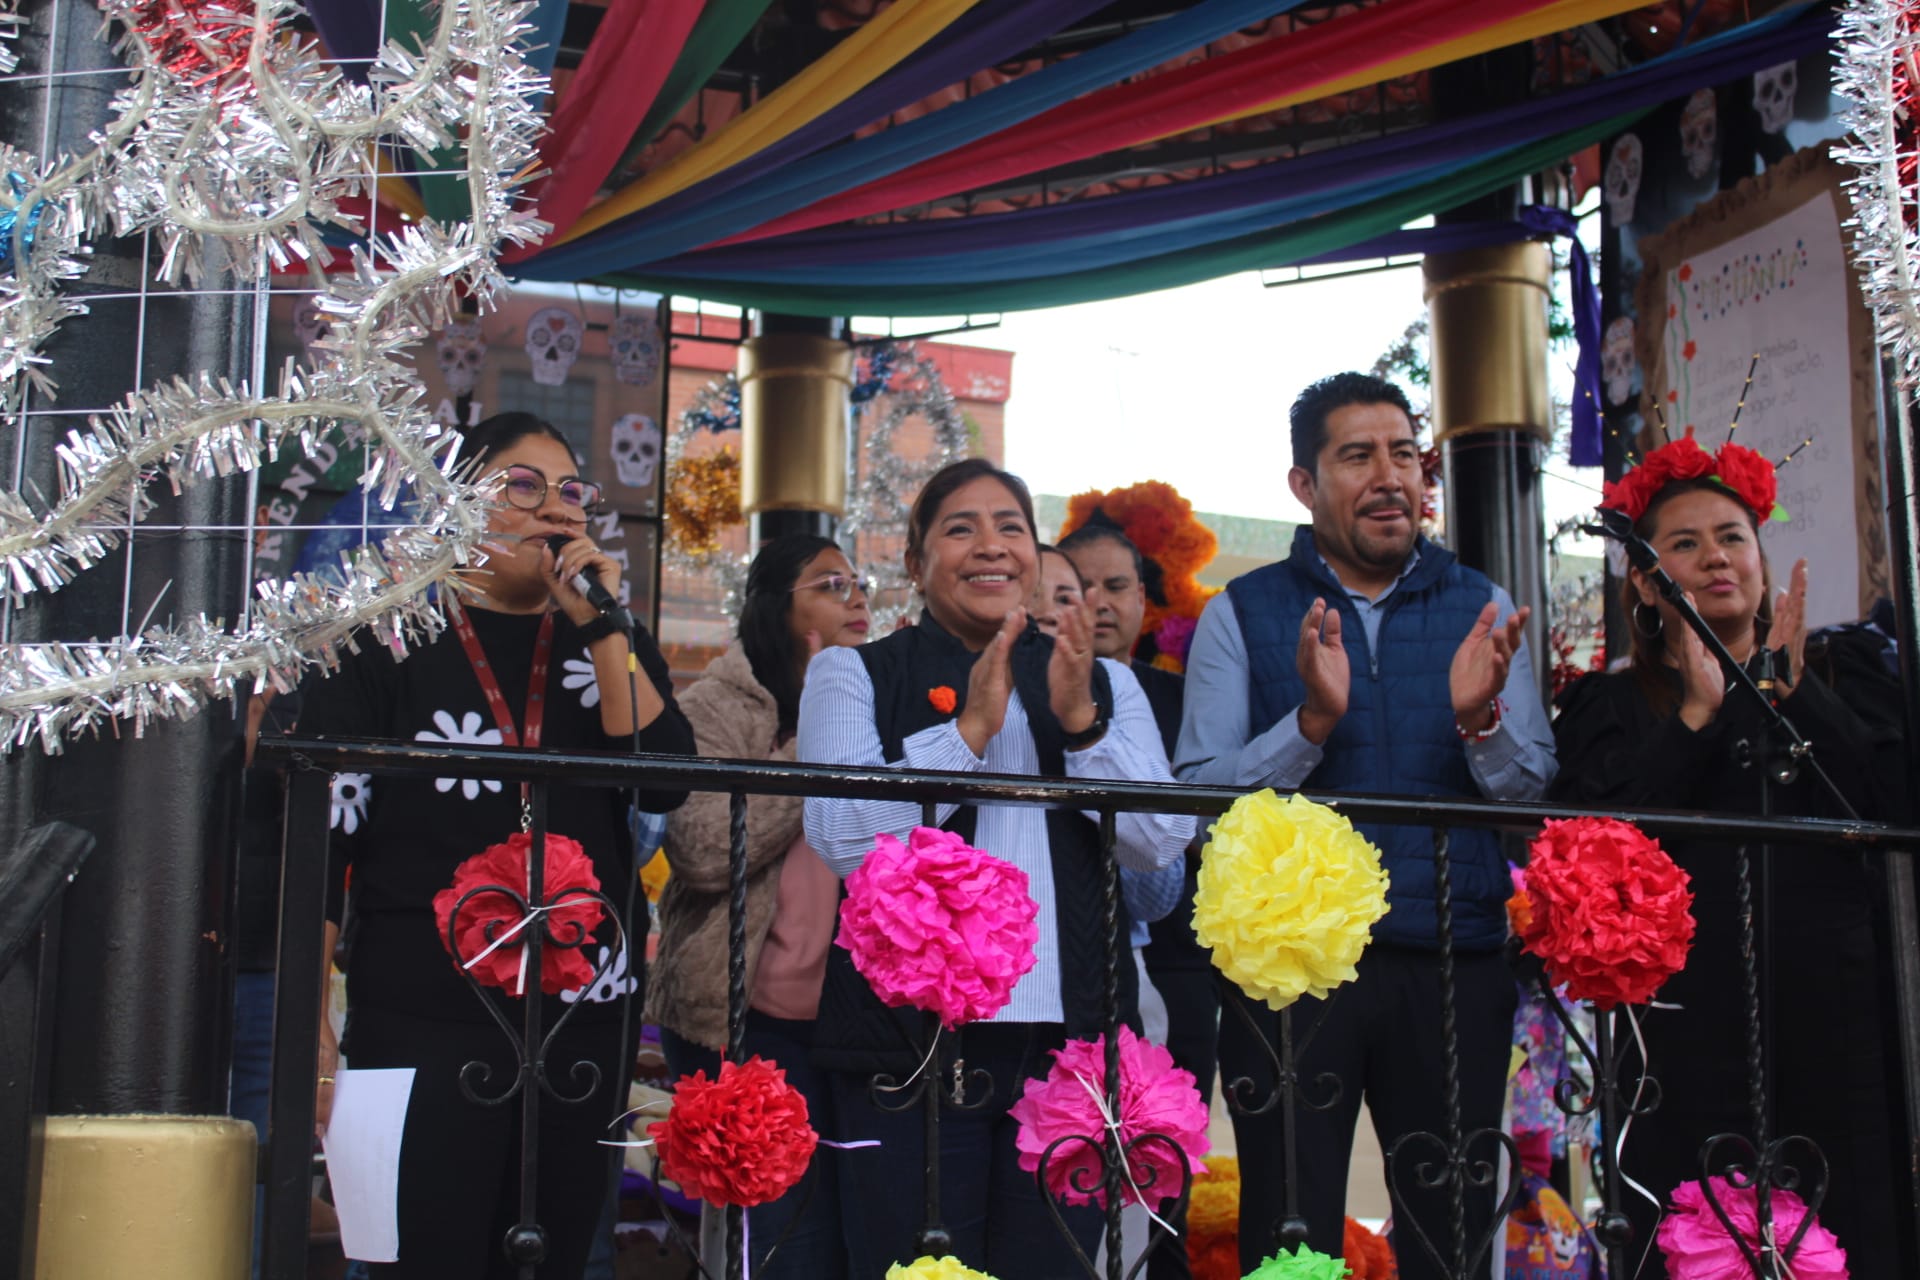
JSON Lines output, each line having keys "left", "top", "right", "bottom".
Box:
{"left": 231, "top": 971, "right": 276, "bottom": 1280}
{"left": 661, "top": 1013, "right": 847, "bottom": 1279}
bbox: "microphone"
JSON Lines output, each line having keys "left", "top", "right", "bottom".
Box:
{"left": 545, "top": 535, "right": 635, "bottom": 629}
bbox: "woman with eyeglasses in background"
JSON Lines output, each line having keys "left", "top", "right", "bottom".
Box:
{"left": 648, "top": 534, "right": 871, "bottom": 1276}
{"left": 299, "top": 412, "right": 693, "bottom": 1279}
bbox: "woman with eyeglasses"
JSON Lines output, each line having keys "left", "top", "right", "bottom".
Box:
{"left": 797, "top": 458, "right": 1194, "bottom": 1277}
{"left": 298, "top": 412, "right": 693, "bottom": 1280}
{"left": 648, "top": 534, "right": 870, "bottom": 1276}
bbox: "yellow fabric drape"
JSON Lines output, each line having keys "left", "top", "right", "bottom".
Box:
{"left": 560, "top": 0, "right": 982, "bottom": 243}
{"left": 1190, "top": 0, "right": 1656, "bottom": 132}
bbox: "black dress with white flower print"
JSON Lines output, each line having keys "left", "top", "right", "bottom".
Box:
{"left": 298, "top": 606, "right": 692, "bottom": 1023}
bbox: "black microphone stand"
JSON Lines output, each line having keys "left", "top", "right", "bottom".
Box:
{"left": 1580, "top": 508, "right": 1854, "bottom": 1279}
{"left": 1584, "top": 508, "right": 1856, "bottom": 819}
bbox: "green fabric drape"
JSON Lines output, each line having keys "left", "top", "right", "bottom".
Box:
{"left": 600, "top": 109, "right": 1644, "bottom": 317}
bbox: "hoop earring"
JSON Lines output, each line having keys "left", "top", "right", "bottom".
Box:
{"left": 1632, "top": 601, "right": 1663, "bottom": 637}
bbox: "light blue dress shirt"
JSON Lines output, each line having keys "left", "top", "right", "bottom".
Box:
{"left": 799, "top": 647, "right": 1195, "bottom": 1025}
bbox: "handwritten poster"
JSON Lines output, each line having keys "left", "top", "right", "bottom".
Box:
{"left": 1636, "top": 150, "right": 1888, "bottom": 627}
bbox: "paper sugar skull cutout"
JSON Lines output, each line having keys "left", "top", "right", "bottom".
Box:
{"left": 1752, "top": 61, "right": 1798, "bottom": 135}
{"left": 1679, "top": 89, "right": 1717, "bottom": 181}
{"left": 609, "top": 413, "right": 661, "bottom": 489}
{"left": 609, "top": 313, "right": 662, "bottom": 387}
{"left": 525, "top": 307, "right": 582, "bottom": 387}
{"left": 436, "top": 318, "right": 486, "bottom": 397}
{"left": 293, "top": 297, "right": 332, "bottom": 352}
{"left": 1602, "top": 316, "right": 1636, "bottom": 406}
{"left": 1603, "top": 134, "right": 1643, "bottom": 227}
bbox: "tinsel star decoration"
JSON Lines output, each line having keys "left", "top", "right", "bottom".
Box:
{"left": 0, "top": 0, "right": 551, "bottom": 752}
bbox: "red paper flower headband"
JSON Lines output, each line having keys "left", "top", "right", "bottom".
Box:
{"left": 1598, "top": 427, "right": 1787, "bottom": 527}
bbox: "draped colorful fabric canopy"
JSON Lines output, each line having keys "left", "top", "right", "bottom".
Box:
{"left": 309, "top": 0, "right": 1828, "bottom": 316}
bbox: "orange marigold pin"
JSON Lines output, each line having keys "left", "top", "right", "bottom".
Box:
{"left": 928, "top": 686, "right": 958, "bottom": 714}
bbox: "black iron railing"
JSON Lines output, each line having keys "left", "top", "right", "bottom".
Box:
{"left": 251, "top": 736, "right": 1920, "bottom": 1280}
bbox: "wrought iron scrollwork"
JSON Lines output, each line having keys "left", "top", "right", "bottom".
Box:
{"left": 446, "top": 881, "right": 628, "bottom": 1107}
{"left": 1695, "top": 1133, "right": 1831, "bottom": 1280}
{"left": 1384, "top": 828, "right": 1520, "bottom": 1280}
{"left": 1036, "top": 1131, "right": 1196, "bottom": 1280}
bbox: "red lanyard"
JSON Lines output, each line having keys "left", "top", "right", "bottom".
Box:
{"left": 452, "top": 608, "right": 556, "bottom": 753}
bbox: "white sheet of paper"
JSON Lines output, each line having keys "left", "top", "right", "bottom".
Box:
{"left": 320, "top": 1066, "right": 415, "bottom": 1263}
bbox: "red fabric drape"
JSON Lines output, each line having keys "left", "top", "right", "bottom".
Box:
{"left": 505, "top": 0, "right": 707, "bottom": 261}
{"left": 713, "top": 0, "right": 1560, "bottom": 246}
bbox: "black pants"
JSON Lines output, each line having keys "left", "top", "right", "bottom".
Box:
{"left": 1618, "top": 875, "right": 1900, "bottom": 1279}
{"left": 830, "top": 1022, "right": 1103, "bottom": 1280}
{"left": 1217, "top": 946, "right": 1515, "bottom": 1280}
{"left": 343, "top": 1005, "right": 630, "bottom": 1280}
{"left": 1139, "top": 964, "right": 1218, "bottom": 1280}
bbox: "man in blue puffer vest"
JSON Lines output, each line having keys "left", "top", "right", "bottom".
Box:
{"left": 1175, "top": 372, "right": 1556, "bottom": 1280}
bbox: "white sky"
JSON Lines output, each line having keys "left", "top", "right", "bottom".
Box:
{"left": 882, "top": 261, "right": 1605, "bottom": 549}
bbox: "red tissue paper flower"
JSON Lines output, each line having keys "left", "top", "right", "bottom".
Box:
{"left": 1705, "top": 439, "right": 1781, "bottom": 524}
{"left": 837, "top": 827, "right": 1039, "bottom": 1028}
{"left": 432, "top": 832, "right": 604, "bottom": 996}
{"left": 1657, "top": 1176, "right": 1848, "bottom": 1279}
{"left": 1517, "top": 817, "right": 1695, "bottom": 1010}
{"left": 1010, "top": 1025, "right": 1211, "bottom": 1210}
{"left": 648, "top": 1056, "right": 818, "bottom": 1208}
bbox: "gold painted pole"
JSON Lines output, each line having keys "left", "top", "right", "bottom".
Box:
{"left": 737, "top": 333, "right": 854, "bottom": 517}
{"left": 1423, "top": 240, "right": 1553, "bottom": 441}
{"left": 36, "top": 1115, "right": 256, "bottom": 1280}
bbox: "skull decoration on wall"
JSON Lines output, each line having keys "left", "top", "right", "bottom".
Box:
{"left": 609, "top": 413, "right": 661, "bottom": 490}
{"left": 1752, "top": 61, "right": 1798, "bottom": 135}
{"left": 1602, "top": 316, "right": 1636, "bottom": 406}
{"left": 293, "top": 297, "right": 332, "bottom": 352}
{"left": 1604, "top": 134, "right": 1643, "bottom": 227}
{"left": 1679, "top": 89, "right": 1717, "bottom": 181}
{"left": 436, "top": 318, "right": 486, "bottom": 397}
{"left": 609, "top": 313, "right": 662, "bottom": 387}
{"left": 525, "top": 306, "right": 583, "bottom": 387}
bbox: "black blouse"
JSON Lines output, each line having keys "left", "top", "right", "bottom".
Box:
{"left": 298, "top": 606, "right": 693, "bottom": 1021}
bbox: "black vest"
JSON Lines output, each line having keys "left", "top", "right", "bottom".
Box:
{"left": 811, "top": 613, "right": 1138, "bottom": 1074}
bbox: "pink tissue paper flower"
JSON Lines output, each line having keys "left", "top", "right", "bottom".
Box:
{"left": 1658, "top": 1176, "right": 1848, "bottom": 1280}
{"left": 1010, "top": 1025, "right": 1211, "bottom": 1209}
{"left": 836, "top": 827, "right": 1039, "bottom": 1028}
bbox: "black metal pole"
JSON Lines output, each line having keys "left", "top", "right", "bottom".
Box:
{"left": 260, "top": 768, "right": 332, "bottom": 1280}
{"left": 1880, "top": 387, "right": 1920, "bottom": 1272}
{"left": 508, "top": 783, "right": 551, "bottom": 1280}
{"left": 1099, "top": 809, "right": 1123, "bottom": 1280}
{"left": 726, "top": 791, "right": 747, "bottom": 1280}
{"left": 0, "top": 0, "right": 255, "bottom": 1122}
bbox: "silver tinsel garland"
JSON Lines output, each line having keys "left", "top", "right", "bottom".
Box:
{"left": 1834, "top": 0, "right": 1920, "bottom": 386}
{"left": 0, "top": 0, "right": 549, "bottom": 752}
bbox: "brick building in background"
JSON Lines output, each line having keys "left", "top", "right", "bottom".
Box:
{"left": 660, "top": 312, "right": 1014, "bottom": 682}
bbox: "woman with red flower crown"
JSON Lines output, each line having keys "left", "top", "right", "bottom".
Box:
{"left": 1550, "top": 431, "right": 1907, "bottom": 1278}
{"left": 297, "top": 413, "right": 694, "bottom": 1279}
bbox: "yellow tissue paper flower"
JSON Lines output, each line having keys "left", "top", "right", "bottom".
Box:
{"left": 1194, "top": 790, "right": 1389, "bottom": 1010}
{"left": 885, "top": 1258, "right": 997, "bottom": 1280}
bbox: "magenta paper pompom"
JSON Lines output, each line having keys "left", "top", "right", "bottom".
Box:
{"left": 836, "top": 827, "right": 1039, "bottom": 1029}
{"left": 1658, "top": 1176, "right": 1848, "bottom": 1279}
{"left": 1009, "top": 1026, "right": 1210, "bottom": 1209}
